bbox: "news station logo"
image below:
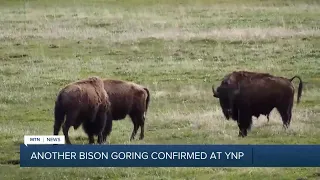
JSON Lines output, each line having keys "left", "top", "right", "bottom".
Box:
{"left": 24, "top": 135, "right": 65, "bottom": 146}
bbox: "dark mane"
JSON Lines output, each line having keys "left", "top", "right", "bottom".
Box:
{"left": 235, "top": 71, "right": 273, "bottom": 78}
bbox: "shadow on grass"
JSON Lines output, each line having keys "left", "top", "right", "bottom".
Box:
{"left": 2, "top": 159, "right": 20, "bottom": 165}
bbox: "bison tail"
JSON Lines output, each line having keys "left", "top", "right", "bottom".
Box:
{"left": 53, "top": 93, "right": 65, "bottom": 135}
{"left": 289, "top": 75, "right": 303, "bottom": 104}
{"left": 143, "top": 87, "right": 150, "bottom": 116}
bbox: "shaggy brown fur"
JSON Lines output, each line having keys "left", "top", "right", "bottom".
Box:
{"left": 212, "top": 71, "right": 303, "bottom": 137}
{"left": 222, "top": 71, "right": 273, "bottom": 87}
{"left": 218, "top": 71, "right": 275, "bottom": 121}
{"left": 100, "top": 79, "right": 150, "bottom": 142}
{"left": 53, "top": 76, "right": 110, "bottom": 144}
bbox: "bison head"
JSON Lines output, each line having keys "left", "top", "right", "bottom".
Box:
{"left": 212, "top": 84, "right": 240, "bottom": 120}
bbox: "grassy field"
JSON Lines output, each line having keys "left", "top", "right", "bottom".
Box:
{"left": 0, "top": 0, "right": 320, "bottom": 179}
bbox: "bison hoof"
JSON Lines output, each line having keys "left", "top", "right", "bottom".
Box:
{"left": 283, "top": 124, "right": 290, "bottom": 129}
{"left": 139, "top": 135, "right": 144, "bottom": 140}
{"left": 238, "top": 132, "right": 247, "bottom": 138}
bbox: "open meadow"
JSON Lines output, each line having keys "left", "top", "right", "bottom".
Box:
{"left": 0, "top": 0, "right": 320, "bottom": 179}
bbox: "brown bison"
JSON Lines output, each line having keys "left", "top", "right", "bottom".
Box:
{"left": 53, "top": 76, "right": 111, "bottom": 144}
{"left": 100, "top": 79, "right": 150, "bottom": 142}
{"left": 212, "top": 71, "right": 303, "bottom": 137}
{"left": 214, "top": 71, "right": 275, "bottom": 122}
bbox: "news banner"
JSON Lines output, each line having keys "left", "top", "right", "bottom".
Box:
{"left": 20, "top": 135, "right": 320, "bottom": 167}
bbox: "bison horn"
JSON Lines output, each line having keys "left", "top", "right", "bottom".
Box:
{"left": 212, "top": 85, "right": 219, "bottom": 98}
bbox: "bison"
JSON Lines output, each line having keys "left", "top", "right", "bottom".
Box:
{"left": 212, "top": 71, "right": 303, "bottom": 137}
{"left": 214, "top": 71, "right": 275, "bottom": 122}
{"left": 53, "top": 76, "right": 111, "bottom": 144}
{"left": 100, "top": 79, "right": 150, "bottom": 143}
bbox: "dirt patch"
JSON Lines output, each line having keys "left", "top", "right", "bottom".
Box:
{"left": 9, "top": 54, "right": 28, "bottom": 58}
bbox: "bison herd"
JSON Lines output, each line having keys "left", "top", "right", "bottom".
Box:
{"left": 53, "top": 70, "right": 303, "bottom": 144}
{"left": 54, "top": 77, "right": 150, "bottom": 144}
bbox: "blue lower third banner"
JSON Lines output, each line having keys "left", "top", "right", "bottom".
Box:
{"left": 20, "top": 145, "right": 320, "bottom": 167}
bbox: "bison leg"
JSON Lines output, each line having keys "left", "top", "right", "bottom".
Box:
{"left": 130, "top": 119, "right": 139, "bottom": 141}
{"left": 277, "top": 105, "right": 292, "bottom": 129}
{"left": 237, "top": 111, "right": 252, "bottom": 138}
{"left": 53, "top": 106, "right": 65, "bottom": 136}
{"left": 97, "top": 116, "right": 107, "bottom": 144}
{"left": 63, "top": 111, "right": 79, "bottom": 144}
{"left": 238, "top": 129, "right": 247, "bottom": 137}
{"left": 139, "top": 121, "right": 145, "bottom": 140}
{"left": 89, "top": 105, "right": 99, "bottom": 123}
{"left": 82, "top": 122, "right": 96, "bottom": 145}
{"left": 88, "top": 135, "right": 95, "bottom": 144}
{"left": 237, "top": 123, "right": 248, "bottom": 137}
{"left": 129, "top": 114, "right": 141, "bottom": 141}
{"left": 95, "top": 109, "right": 107, "bottom": 144}
{"left": 286, "top": 102, "right": 293, "bottom": 127}
{"left": 54, "top": 118, "right": 64, "bottom": 136}
{"left": 82, "top": 107, "right": 108, "bottom": 145}
{"left": 62, "top": 123, "right": 71, "bottom": 144}
{"left": 138, "top": 115, "right": 145, "bottom": 140}
{"left": 129, "top": 109, "right": 146, "bottom": 141}
{"left": 97, "top": 133, "right": 103, "bottom": 144}
{"left": 102, "top": 113, "right": 113, "bottom": 144}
